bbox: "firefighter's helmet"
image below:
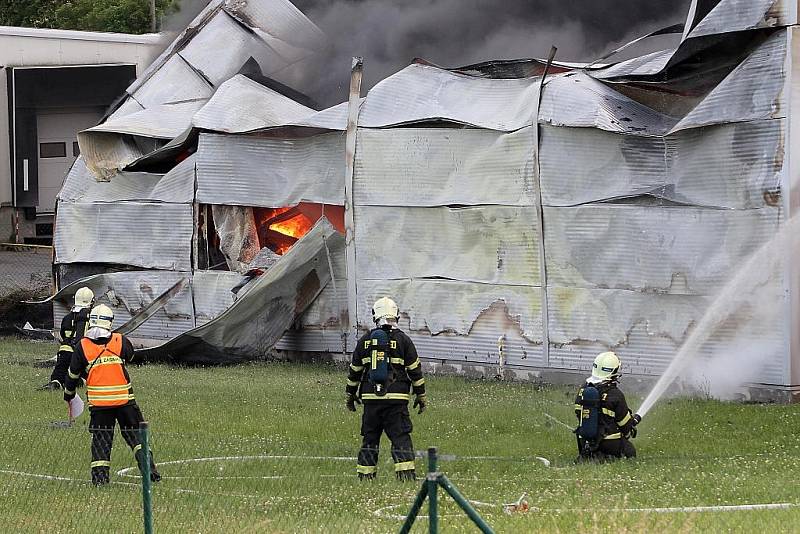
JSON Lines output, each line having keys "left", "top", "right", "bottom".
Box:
{"left": 592, "top": 351, "right": 621, "bottom": 381}
{"left": 372, "top": 297, "right": 399, "bottom": 325}
{"left": 88, "top": 304, "right": 114, "bottom": 331}
{"left": 74, "top": 287, "right": 95, "bottom": 309}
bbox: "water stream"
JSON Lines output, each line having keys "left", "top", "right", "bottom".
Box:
{"left": 637, "top": 214, "right": 796, "bottom": 417}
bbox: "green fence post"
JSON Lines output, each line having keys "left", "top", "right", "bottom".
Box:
{"left": 428, "top": 447, "right": 438, "bottom": 534}
{"left": 140, "top": 421, "right": 153, "bottom": 534}
{"left": 399, "top": 483, "right": 429, "bottom": 534}
{"left": 438, "top": 474, "right": 494, "bottom": 534}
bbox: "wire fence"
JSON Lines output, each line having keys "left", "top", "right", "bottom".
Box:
{"left": 0, "top": 244, "right": 52, "bottom": 334}
{"left": 2, "top": 412, "right": 799, "bottom": 533}
{"left": 0, "top": 420, "right": 507, "bottom": 533}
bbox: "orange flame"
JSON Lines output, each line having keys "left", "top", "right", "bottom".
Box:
{"left": 269, "top": 213, "right": 313, "bottom": 254}
{"left": 254, "top": 203, "right": 344, "bottom": 255}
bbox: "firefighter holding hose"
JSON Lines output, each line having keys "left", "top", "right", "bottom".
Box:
{"left": 345, "top": 297, "right": 427, "bottom": 481}
{"left": 574, "top": 351, "right": 641, "bottom": 461}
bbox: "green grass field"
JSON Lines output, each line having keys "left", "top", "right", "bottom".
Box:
{"left": 2, "top": 336, "right": 799, "bottom": 533}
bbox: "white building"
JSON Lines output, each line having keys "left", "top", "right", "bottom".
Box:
{"left": 0, "top": 26, "right": 163, "bottom": 244}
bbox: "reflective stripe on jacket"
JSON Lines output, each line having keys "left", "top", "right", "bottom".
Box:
{"left": 82, "top": 334, "right": 134, "bottom": 407}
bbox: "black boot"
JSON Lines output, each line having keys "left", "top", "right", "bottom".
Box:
{"left": 358, "top": 473, "right": 376, "bottom": 481}
{"left": 396, "top": 470, "right": 416, "bottom": 482}
{"left": 136, "top": 449, "right": 161, "bottom": 482}
{"left": 92, "top": 467, "right": 110, "bottom": 487}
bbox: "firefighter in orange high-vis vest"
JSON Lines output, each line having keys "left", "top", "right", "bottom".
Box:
{"left": 63, "top": 304, "right": 161, "bottom": 486}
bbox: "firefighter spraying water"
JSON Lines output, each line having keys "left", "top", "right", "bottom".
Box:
{"left": 574, "top": 351, "right": 641, "bottom": 461}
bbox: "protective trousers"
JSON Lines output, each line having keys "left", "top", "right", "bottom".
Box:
{"left": 89, "top": 404, "right": 159, "bottom": 485}
{"left": 577, "top": 435, "right": 636, "bottom": 460}
{"left": 357, "top": 403, "right": 415, "bottom": 478}
{"left": 49, "top": 350, "right": 72, "bottom": 385}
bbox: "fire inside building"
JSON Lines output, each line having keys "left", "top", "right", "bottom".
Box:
{"left": 34, "top": 0, "right": 800, "bottom": 399}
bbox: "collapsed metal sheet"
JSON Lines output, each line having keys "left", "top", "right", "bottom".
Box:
{"left": 293, "top": 100, "right": 351, "bottom": 131}
{"left": 195, "top": 132, "right": 345, "bottom": 207}
{"left": 54, "top": 203, "right": 193, "bottom": 271}
{"left": 150, "top": 156, "right": 197, "bottom": 202}
{"left": 355, "top": 205, "right": 540, "bottom": 285}
{"left": 137, "top": 219, "right": 342, "bottom": 364}
{"left": 77, "top": 132, "right": 166, "bottom": 181}
{"left": 192, "top": 75, "right": 315, "bottom": 133}
{"left": 590, "top": 49, "right": 676, "bottom": 79}
{"left": 539, "top": 120, "right": 785, "bottom": 209}
{"left": 544, "top": 205, "right": 780, "bottom": 295}
{"left": 673, "top": 31, "right": 787, "bottom": 131}
{"left": 191, "top": 270, "right": 240, "bottom": 326}
{"left": 131, "top": 55, "right": 214, "bottom": 108}
{"left": 686, "top": 0, "right": 791, "bottom": 39}
{"left": 58, "top": 156, "right": 192, "bottom": 204}
{"left": 78, "top": 100, "right": 206, "bottom": 180}
{"left": 356, "top": 279, "right": 542, "bottom": 341}
{"left": 541, "top": 72, "right": 675, "bottom": 134}
{"left": 109, "top": 98, "right": 146, "bottom": 121}
{"left": 354, "top": 127, "right": 535, "bottom": 207}
{"left": 224, "top": 0, "right": 326, "bottom": 60}
{"left": 178, "top": 10, "right": 287, "bottom": 87}
{"left": 50, "top": 271, "right": 194, "bottom": 342}
{"left": 85, "top": 100, "right": 207, "bottom": 139}
{"left": 295, "top": 237, "right": 346, "bottom": 328}
{"left": 359, "top": 63, "right": 540, "bottom": 131}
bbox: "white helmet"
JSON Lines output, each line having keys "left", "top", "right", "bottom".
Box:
{"left": 74, "top": 287, "right": 95, "bottom": 309}
{"left": 372, "top": 297, "right": 399, "bottom": 325}
{"left": 592, "top": 351, "right": 621, "bottom": 381}
{"left": 88, "top": 304, "right": 114, "bottom": 331}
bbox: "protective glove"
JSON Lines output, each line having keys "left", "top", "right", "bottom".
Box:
{"left": 629, "top": 427, "right": 638, "bottom": 439}
{"left": 64, "top": 391, "right": 75, "bottom": 403}
{"left": 413, "top": 394, "right": 427, "bottom": 414}
{"left": 346, "top": 394, "right": 361, "bottom": 412}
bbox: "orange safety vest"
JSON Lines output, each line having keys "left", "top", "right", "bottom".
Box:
{"left": 81, "top": 334, "right": 134, "bottom": 408}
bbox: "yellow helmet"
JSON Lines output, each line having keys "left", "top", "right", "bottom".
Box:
{"left": 88, "top": 304, "right": 114, "bottom": 331}
{"left": 74, "top": 287, "right": 95, "bottom": 309}
{"left": 592, "top": 351, "right": 621, "bottom": 381}
{"left": 371, "top": 297, "right": 399, "bottom": 324}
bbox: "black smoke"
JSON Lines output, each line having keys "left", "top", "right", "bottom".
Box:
{"left": 171, "top": 0, "right": 692, "bottom": 107}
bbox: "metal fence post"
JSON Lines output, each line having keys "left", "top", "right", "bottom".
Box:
{"left": 140, "top": 421, "right": 153, "bottom": 534}
{"left": 427, "top": 447, "right": 438, "bottom": 534}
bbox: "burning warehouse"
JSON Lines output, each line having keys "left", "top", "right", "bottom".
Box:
{"left": 48, "top": 0, "right": 799, "bottom": 398}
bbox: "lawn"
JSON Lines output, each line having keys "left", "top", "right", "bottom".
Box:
{"left": 1, "top": 336, "right": 799, "bottom": 533}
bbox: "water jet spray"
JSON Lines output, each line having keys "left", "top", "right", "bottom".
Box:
{"left": 636, "top": 216, "right": 799, "bottom": 418}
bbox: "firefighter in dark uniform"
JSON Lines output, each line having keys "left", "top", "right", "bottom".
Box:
{"left": 574, "top": 351, "right": 641, "bottom": 461}
{"left": 346, "top": 297, "right": 427, "bottom": 481}
{"left": 63, "top": 304, "right": 161, "bottom": 486}
{"left": 41, "top": 287, "right": 94, "bottom": 390}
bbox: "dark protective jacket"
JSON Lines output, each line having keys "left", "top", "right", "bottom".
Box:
{"left": 58, "top": 308, "right": 90, "bottom": 354}
{"left": 346, "top": 327, "right": 425, "bottom": 403}
{"left": 574, "top": 381, "right": 636, "bottom": 441}
{"left": 65, "top": 334, "right": 137, "bottom": 411}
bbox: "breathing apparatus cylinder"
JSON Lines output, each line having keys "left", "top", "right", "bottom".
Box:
{"left": 367, "top": 327, "right": 392, "bottom": 395}
{"left": 576, "top": 385, "right": 601, "bottom": 456}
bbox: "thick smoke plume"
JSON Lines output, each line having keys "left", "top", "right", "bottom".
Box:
{"left": 167, "top": 0, "right": 690, "bottom": 106}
